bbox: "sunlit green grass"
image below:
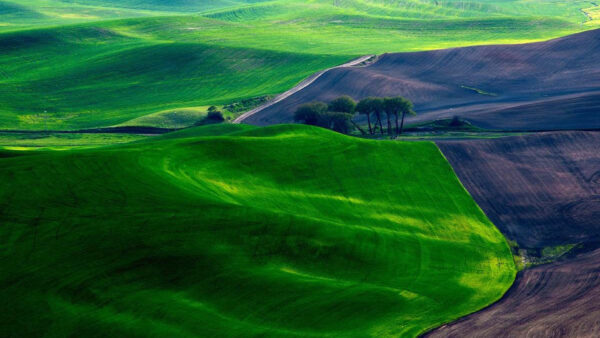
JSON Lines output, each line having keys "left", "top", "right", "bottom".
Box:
{"left": 0, "top": 131, "right": 150, "bottom": 149}
{"left": 0, "top": 24, "right": 350, "bottom": 130}
{"left": 0, "top": 0, "right": 178, "bottom": 30}
{"left": 0, "top": 124, "right": 515, "bottom": 337}
{"left": 0, "top": 0, "right": 597, "bottom": 130}
{"left": 112, "top": 14, "right": 581, "bottom": 54}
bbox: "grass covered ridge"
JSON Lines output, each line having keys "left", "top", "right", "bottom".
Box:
{"left": 0, "top": 124, "right": 515, "bottom": 336}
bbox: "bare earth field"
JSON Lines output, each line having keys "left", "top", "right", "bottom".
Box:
{"left": 436, "top": 131, "right": 600, "bottom": 249}
{"left": 427, "top": 247, "right": 600, "bottom": 338}
{"left": 426, "top": 131, "right": 600, "bottom": 336}
{"left": 243, "top": 29, "right": 600, "bottom": 131}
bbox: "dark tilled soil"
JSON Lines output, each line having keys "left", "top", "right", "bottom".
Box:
{"left": 427, "top": 131, "right": 600, "bottom": 337}
{"left": 426, "top": 248, "right": 600, "bottom": 338}
{"left": 437, "top": 131, "right": 600, "bottom": 249}
{"left": 244, "top": 29, "right": 600, "bottom": 130}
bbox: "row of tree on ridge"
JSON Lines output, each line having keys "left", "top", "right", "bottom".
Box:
{"left": 294, "top": 96, "right": 416, "bottom": 136}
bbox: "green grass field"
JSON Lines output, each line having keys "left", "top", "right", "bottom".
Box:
{"left": 0, "top": 131, "right": 150, "bottom": 149}
{"left": 0, "top": 124, "right": 516, "bottom": 337}
{"left": 0, "top": 0, "right": 598, "bottom": 130}
{"left": 0, "top": 24, "right": 350, "bottom": 130}
{"left": 0, "top": 2, "right": 588, "bottom": 335}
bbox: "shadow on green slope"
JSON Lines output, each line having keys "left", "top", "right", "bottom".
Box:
{"left": 0, "top": 124, "right": 515, "bottom": 337}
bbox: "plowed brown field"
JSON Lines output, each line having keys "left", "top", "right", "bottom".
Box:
{"left": 426, "top": 248, "right": 600, "bottom": 337}
{"left": 244, "top": 29, "right": 600, "bottom": 131}
{"left": 427, "top": 131, "right": 600, "bottom": 337}
{"left": 437, "top": 131, "right": 600, "bottom": 249}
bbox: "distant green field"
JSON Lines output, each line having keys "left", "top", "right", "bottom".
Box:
{"left": 0, "top": 124, "right": 516, "bottom": 336}
{"left": 0, "top": 131, "right": 150, "bottom": 149}
{"left": 1, "top": 0, "right": 596, "bottom": 32}
{"left": 0, "top": 24, "right": 349, "bottom": 130}
{"left": 0, "top": 0, "right": 598, "bottom": 130}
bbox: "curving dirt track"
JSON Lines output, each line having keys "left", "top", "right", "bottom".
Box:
{"left": 233, "top": 55, "right": 375, "bottom": 123}
{"left": 242, "top": 29, "right": 600, "bottom": 130}
{"left": 426, "top": 131, "right": 600, "bottom": 337}
{"left": 426, "top": 247, "right": 600, "bottom": 338}
{"left": 437, "top": 131, "right": 600, "bottom": 249}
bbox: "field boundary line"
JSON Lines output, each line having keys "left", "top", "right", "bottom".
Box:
{"left": 233, "top": 54, "right": 376, "bottom": 123}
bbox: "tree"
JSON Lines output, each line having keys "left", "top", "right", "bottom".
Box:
{"left": 294, "top": 99, "right": 356, "bottom": 134}
{"left": 356, "top": 98, "right": 374, "bottom": 134}
{"left": 294, "top": 102, "right": 328, "bottom": 126}
{"left": 449, "top": 116, "right": 462, "bottom": 127}
{"left": 384, "top": 97, "right": 405, "bottom": 136}
{"left": 328, "top": 95, "right": 356, "bottom": 115}
{"left": 370, "top": 97, "right": 385, "bottom": 135}
{"left": 383, "top": 97, "right": 395, "bottom": 137}
{"left": 207, "top": 110, "right": 225, "bottom": 122}
{"left": 194, "top": 109, "right": 225, "bottom": 126}
{"left": 327, "top": 96, "right": 357, "bottom": 134}
{"left": 321, "top": 111, "right": 354, "bottom": 133}
{"left": 397, "top": 97, "right": 416, "bottom": 135}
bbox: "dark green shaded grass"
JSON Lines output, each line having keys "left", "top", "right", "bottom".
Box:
{"left": 0, "top": 0, "right": 44, "bottom": 21}
{"left": 0, "top": 124, "right": 515, "bottom": 336}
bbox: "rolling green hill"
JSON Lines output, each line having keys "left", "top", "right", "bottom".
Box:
{"left": 56, "top": 0, "right": 256, "bottom": 12}
{"left": 0, "top": 0, "right": 598, "bottom": 130}
{"left": 0, "top": 0, "right": 261, "bottom": 29}
{"left": 0, "top": 124, "right": 516, "bottom": 337}
{"left": 1, "top": 0, "right": 596, "bottom": 30}
{"left": 0, "top": 23, "right": 349, "bottom": 130}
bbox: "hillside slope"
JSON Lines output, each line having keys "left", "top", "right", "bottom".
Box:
{"left": 0, "top": 124, "right": 515, "bottom": 337}
{"left": 426, "top": 131, "right": 600, "bottom": 337}
{"left": 0, "top": 0, "right": 259, "bottom": 30}
{"left": 0, "top": 24, "right": 350, "bottom": 130}
{"left": 245, "top": 29, "right": 600, "bottom": 130}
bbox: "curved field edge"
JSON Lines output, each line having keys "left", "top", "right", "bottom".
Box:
{"left": 427, "top": 131, "right": 600, "bottom": 337}
{"left": 426, "top": 247, "right": 600, "bottom": 337}
{"left": 424, "top": 131, "right": 600, "bottom": 336}
{"left": 0, "top": 124, "right": 515, "bottom": 336}
{"left": 436, "top": 131, "right": 600, "bottom": 250}
{"left": 415, "top": 143, "right": 520, "bottom": 335}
